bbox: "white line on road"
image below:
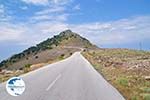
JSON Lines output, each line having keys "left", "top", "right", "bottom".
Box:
{"left": 46, "top": 74, "right": 61, "bottom": 91}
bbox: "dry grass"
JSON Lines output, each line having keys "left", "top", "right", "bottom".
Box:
{"left": 0, "top": 47, "right": 75, "bottom": 83}
{"left": 5, "top": 47, "right": 79, "bottom": 70}
{"left": 82, "top": 49, "right": 150, "bottom": 100}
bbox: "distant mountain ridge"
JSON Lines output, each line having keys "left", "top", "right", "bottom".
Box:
{"left": 0, "top": 30, "right": 96, "bottom": 70}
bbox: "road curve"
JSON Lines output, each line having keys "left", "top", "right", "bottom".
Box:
{"left": 0, "top": 52, "right": 125, "bottom": 100}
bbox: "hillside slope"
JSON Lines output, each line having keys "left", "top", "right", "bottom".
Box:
{"left": 0, "top": 30, "right": 96, "bottom": 70}
{"left": 83, "top": 49, "right": 150, "bottom": 100}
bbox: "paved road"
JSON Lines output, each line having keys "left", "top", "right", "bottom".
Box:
{"left": 0, "top": 52, "right": 125, "bottom": 100}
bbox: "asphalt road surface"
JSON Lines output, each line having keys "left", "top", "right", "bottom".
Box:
{"left": 0, "top": 52, "right": 125, "bottom": 100}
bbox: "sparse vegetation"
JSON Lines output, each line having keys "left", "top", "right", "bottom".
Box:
{"left": 35, "top": 56, "right": 39, "bottom": 59}
{"left": 24, "top": 64, "right": 31, "bottom": 73}
{"left": 24, "top": 64, "right": 31, "bottom": 68}
{"left": 82, "top": 49, "right": 150, "bottom": 100}
{"left": 117, "top": 77, "right": 129, "bottom": 87}
{"left": 143, "top": 94, "right": 150, "bottom": 100}
{"left": 0, "top": 30, "right": 96, "bottom": 84}
{"left": 70, "top": 52, "right": 73, "bottom": 55}
{"left": 59, "top": 54, "right": 65, "bottom": 60}
{"left": 0, "top": 30, "right": 95, "bottom": 69}
{"left": 131, "top": 96, "right": 139, "bottom": 100}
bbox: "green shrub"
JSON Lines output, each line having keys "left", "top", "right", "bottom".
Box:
{"left": 131, "top": 96, "right": 139, "bottom": 100}
{"left": 24, "top": 64, "right": 31, "bottom": 68}
{"left": 24, "top": 64, "right": 31, "bottom": 73}
{"left": 61, "top": 54, "right": 65, "bottom": 57}
{"left": 141, "top": 87, "right": 150, "bottom": 93}
{"left": 35, "top": 56, "right": 39, "bottom": 59}
{"left": 70, "top": 53, "right": 73, "bottom": 55}
{"left": 117, "top": 77, "right": 128, "bottom": 86}
{"left": 59, "top": 54, "right": 65, "bottom": 60}
{"left": 144, "top": 94, "right": 150, "bottom": 100}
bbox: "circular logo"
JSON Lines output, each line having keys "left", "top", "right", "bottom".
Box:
{"left": 6, "top": 77, "right": 25, "bottom": 96}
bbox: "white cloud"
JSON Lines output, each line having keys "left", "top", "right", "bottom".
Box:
{"left": 31, "top": 15, "right": 53, "bottom": 21}
{"left": 28, "top": 0, "right": 71, "bottom": 22}
{"left": 35, "top": 21, "right": 68, "bottom": 34}
{"left": 30, "top": 13, "right": 69, "bottom": 22}
{"left": 0, "top": 23, "right": 26, "bottom": 42}
{"left": 30, "top": 4, "right": 69, "bottom": 22}
{"left": 0, "top": 4, "right": 7, "bottom": 21}
{"left": 21, "top": 0, "right": 49, "bottom": 5}
{"left": 51, "top": 0, "right": 72, "bottom": 5}
{"left": 0, "top": 21, "right": 68, "bottom": 46}
{"left": 21, "top": 0, "right": 71, "bottom": 6}
{"left": 0, "top": 4, "right": 10, "bottom": 21}
{"left": 36, "top": 6, "right": 65, "bottom": 15}
{"left": 0, "top": 16, "right": 150, "bottom": 47}
{"left": 20, "top": 6, "right": 28, "bottom": 10}
{"left": 73, "top": 4, "right": 80, "bottom": 10}
{"left": 0, "top": 4, "right": 4, "bottom": 14}
{"left": 70, "top": 16, "right": 150, "bottom": 45}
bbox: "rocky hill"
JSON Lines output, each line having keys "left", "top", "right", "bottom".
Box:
{"left": 0, "top": 30, "right": 96, "bottom": 70}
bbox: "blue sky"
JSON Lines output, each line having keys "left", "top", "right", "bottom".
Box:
{"left": 0, "top": 0, "right": 150, "bottom": 61}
